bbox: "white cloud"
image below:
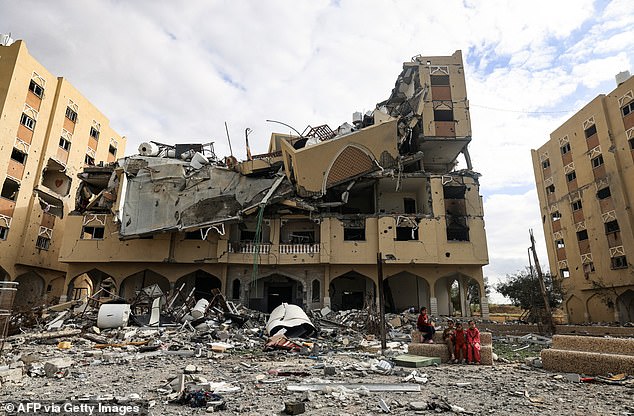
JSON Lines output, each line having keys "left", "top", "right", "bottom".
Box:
{"left": 1, "top": 0, "right": 632, "bottom": 303}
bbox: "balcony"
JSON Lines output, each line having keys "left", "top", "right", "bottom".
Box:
{"left": 228, "top": 242, "right": 271, "bottom": 254}
{"left": 279, "top": 243, "right": 320, "bottom": 254}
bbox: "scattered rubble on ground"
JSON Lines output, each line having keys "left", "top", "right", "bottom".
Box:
{"left": 1, "top": 290, "right": 633, "bottom": 414}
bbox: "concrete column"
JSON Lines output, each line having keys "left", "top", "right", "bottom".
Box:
{"left": 480, "top": 296, "right": 490, "bottom": 319}
{"left": 430, "top": 297, "right": 438, "bottom": 316}
{"left": 459, "top": 277, "right": 468, "bottom": 317}
{"left": 323, "top": 265, "right": 331, "bottom": 308}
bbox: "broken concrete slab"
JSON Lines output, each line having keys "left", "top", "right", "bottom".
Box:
{"left": 393, "top": 354, "right": 440, "bottom": 368}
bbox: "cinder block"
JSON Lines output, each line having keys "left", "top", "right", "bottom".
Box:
{"left": 541, "top": 349, "right": 634, "bottom": 376}
{"left": 551, "top": 335, "right": 634, "bottom": 356}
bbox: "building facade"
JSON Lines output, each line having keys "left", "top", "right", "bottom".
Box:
{"left": 0, "top": 38, "right": 126, "bottom": 308}
{"left": 532, "top": 73, "right": 634, "bottom": 323}
{"left": 59, "top": 51, "right": 490, "bottom": 318}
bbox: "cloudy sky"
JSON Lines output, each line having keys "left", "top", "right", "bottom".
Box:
{"left": 2, "top": 0, "right": 633, "bottom": 302}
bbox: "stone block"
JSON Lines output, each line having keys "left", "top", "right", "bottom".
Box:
{"left": 541, "top": 349, "right": 634, "bottom": 376}
{"left": 284, "top": 401, "right": 305, "bottom": 415}
{"left": 551, "top": 335, "right": 634, "bottom": 356}
{"left": 43, "top": 358, "right": 74, "bottom": 378}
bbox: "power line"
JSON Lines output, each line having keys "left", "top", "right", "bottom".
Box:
{"left": 470, "top": 103, "right": 572, "bottom": 114}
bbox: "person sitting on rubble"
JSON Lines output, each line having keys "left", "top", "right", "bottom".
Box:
{"left": 454, "top": 321, "right": 467, "bottom": 363}
{"left": 417, "top": 306, "right": 435, "bottom": 343}
{"left": 466, "top": 320, "right": 481, "bottom": 364}
{"left": 442, "top": 319, "right": 456, "bottom": 362}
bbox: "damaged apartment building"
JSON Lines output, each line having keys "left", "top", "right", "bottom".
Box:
{"left": 532, "top": 71, "right": 634, "bottom": 324}
{"left": 58, "top": 50, "right": 490, "bottom": 318}
{"left": 0, "top": 37, "right": 125, "bottom": 308}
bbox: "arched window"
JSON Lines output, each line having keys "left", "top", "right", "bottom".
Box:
{"left": 311, "top": 279, "right": 320, "bottom": 303}
{"left": 232, "top": 279, "right": 241, "bottom": 300}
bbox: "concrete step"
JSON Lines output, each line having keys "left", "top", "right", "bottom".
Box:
{"left": 551, "top": 335, "right": 634, "bottom": 356}
{"left": 541, "top": 348, "right": 634, "bottom": 376}
{"left": 408, "top": 342, "right": 493, "bottom": 365}
{"left": 411, "top": 330, "right": 492, "bottom": 346}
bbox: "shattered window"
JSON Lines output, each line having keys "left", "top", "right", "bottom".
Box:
{"left": 89, "top": 127, "right": 100, "bottom": 140}
{"left": 555, "top": 239, "right": 565, "bottom": 249}
{"left": 546, "top": 184, "right": 555, "bottom": 194}
{"left": 403, "top": 198, "right": 416, "bottom": 214}
{"left": 621, "top": 101, "right": 634, "bottom": 117}
{"left": 433, "top": 108, "right": 454, "bottom": 122}
{"left": 1, "top": 178, "right": 19, "bottom": 201}
{"left": 10, "top": 148, "right": 27, "bottom": 164}
{"left": 396, "top": 226, "right": 418, "bottom": 241}
{"left": 591, "top": 155, "right": 604, "bottom": 168}
{"left": 576, "top": 229, "right": 588, "bottom": 241}
{"left": 36, "top": 236, "right": 50, "bottom": 250}
{"left": 611, "top": 256, "right": 627, "bottom": 269}
{"left": 289, "top": 231, "right": 314, "bottom": 244}
{"left": 20, "top": 113, "right": 36, "bottom": 130}
{"left": 430, "top": 75, "right": 450, "bottom": 86}
{"left": 566, "top": 171, "right": 576, "bottom": 182}
{"left": 239, "top": 230, "right": 256, "bottom": 241}
{"left": 344, "top": 227, "right": 365, "bottom": 241}
{"left": 583, "top": 263, "right": 595, "bottom": 274}
{"left": 551, "top": 211, "right": 561, "bottom": 221}
{"left": 605, "top": 220, "right": 620, "bottom": 234}
{"left": 65, "top": 107, "right": 77, "bottom": 123}
{"left": 59, "top": 137, "right": 71, "bottom": 151}
{"left": 542, "top": 159, "right": 550, "bottom": 169}
{"left": 85, "top": 154, "right": 95, "bottom": 166}
{"left": 597, "top": 187, "right": 611, "bottom": 200}
{"left": 108, "top": 145, "right": 117, "bottom": 156}
{"left": 0, "top": 226, "right": 7, "bottom": 240}
{"left": 560, "top": 268, "right": 570, "bottom": 278}
{"left": 584, "top": 124, "right": 597, "bottom": 138}
{"left": 561, "top": 143, "right": 571, "bottom": 155}
{"left": 82, "top": 226, "right": 105, "bottom": 240}
{"left": 571, "top": 200, "right": 582, "bottom": 211}
{"left": 629, "top": 138, "right": 634, "bottom": 150}
{"left": 29, "top": 80, "right": 44, "bottom": 98}
{"left": 443, "top": 185, "right": 466, "bottom": 199}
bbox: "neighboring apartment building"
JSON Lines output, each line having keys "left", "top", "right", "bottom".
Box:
{"left": 0, "top": 36, "right": 126, "bottom": 308}
{"left": 532, "top": 72, "right": 634, "bottom": 324}
{"left": 59, "top": 51, "right": 490, "bottom": 318}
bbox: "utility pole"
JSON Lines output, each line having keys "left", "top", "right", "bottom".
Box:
{"left": 377, "top": 252, "right": 387, "bottom": 350}
{"left": 529, "top": 229, "right": 555, "bottom": 335}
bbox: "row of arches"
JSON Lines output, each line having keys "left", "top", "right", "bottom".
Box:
{"left": 8, "top": 267, "right": 485, "bottom": 318}
{"left": 566, "top": 289, "right": 634, "bottom": 323}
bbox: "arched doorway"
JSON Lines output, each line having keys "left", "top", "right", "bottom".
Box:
{"left": 384, "top": 272, "right": 429, "bottom": 313}
{"left": 587, "top": 293, "right": 614, "bottom": 322}
{"left": 13, "top": 272, "right": 45, "bottom": 309}
{"left": 174, "top": 270, "right": 222, "bottom": 303}
{"left": 434, "top": 274, "right": 482, "bottom": 317}
{"left": 119, "top": 270, "right": 170, "bottom": 301}
{"left": 616, "top": 290, "right": 634, "bottom": 323}
{"left": 566, "top": 295, "right": 584, "bottom": 323}
{"left": 67, "top": 269, "right": 113, "bottom": 300}
{"left": 329, "top": 271, "right": 375, "bottom": 311}
{"left": 248, "top": 274, "right": 303, "bottom": 313}
{"left": 46, "top": 276, "right": 66, "bottom": 303}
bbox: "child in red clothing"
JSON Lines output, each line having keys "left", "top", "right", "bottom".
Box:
{"left": 416, "top": 307, "right": 435, "bottom": 343}
{"left": 453, "top": 322, "right": 467, "bottom": 363}
{"left": 466, "top": 320, "right": 481, "bottom": 364}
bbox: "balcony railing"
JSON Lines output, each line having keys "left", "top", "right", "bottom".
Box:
{"left": 279, "top": 243, "right": 320, "bottom": 254}
{"left": 228, "top": 242, "right": 271, "bottom": 254}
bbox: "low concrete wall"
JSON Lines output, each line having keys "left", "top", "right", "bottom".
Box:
{"left": 541, "top": 349, "right": 634, "bottom": 375}
{"left": 409, "top": 330, "right": 493, "bottom": 365}
{"left": 551, "top": 335, "right": 634, "bottom": 356}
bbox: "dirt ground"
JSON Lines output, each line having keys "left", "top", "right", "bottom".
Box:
{"left": 1, "top": 344, "right": 633, "bottom": 416}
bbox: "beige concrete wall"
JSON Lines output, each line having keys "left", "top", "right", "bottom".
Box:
{"left": 0, "top": 40, "right": 125, "bottom": 302}
{"left": 532, "top": 75, "right": 634, "bottom": 323}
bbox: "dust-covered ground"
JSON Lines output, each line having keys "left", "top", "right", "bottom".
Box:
{"left": 1, "top": 342, "right": 633, "bottom": 416}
